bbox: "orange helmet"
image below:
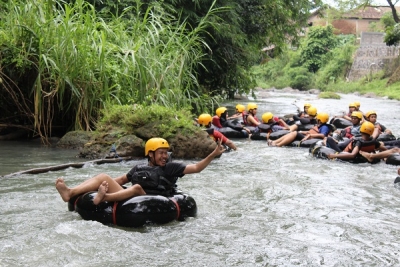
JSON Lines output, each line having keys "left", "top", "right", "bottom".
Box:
{"left": 216, "top": 107, "right": 227, "bottom": 117}
{"left": 307, "top": 106, "right": 317, "bottom": 116}
{"left": 316, "top": 113, "right": 329, "bottom": 124}
{"left": 247, "top": 103, "right": 258, "bottom": 111}
{"left": 349, "top": 102, "right": 356, "bottom": 108}
{"left": 351, "top": 111, "right": 363, "bottom": 120}
{"left": 360, "top": 121, "right": 374, "bottom": 136}
{"left": 236, "top": 104, "right": 245, "bottom": 113}
{"left": 262, "top": 112, "right": 274, "bottom": 123}
{"left": 198, "top": 114, "right": 212, "bottom": 126}
{"left": 366, "top": 110, "right": 377, "bottom": 118}
{"left": 145, "top": 138, "right": 169, "bottom": 156}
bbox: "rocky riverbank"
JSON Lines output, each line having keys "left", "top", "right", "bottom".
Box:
{"left": 56, "top": 128, "right": 216, "bottom": 160}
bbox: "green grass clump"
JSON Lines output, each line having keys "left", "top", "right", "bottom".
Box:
{"left": 97, "top": 104, "right": 199, "bottom": 138}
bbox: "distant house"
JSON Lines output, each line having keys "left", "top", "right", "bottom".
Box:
{"left": 308, "top": 5, "right": 400, "bottom": 36}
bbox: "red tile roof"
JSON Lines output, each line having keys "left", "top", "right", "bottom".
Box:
{"left": 342, "top": 6, "right": 400, "bottom": 19}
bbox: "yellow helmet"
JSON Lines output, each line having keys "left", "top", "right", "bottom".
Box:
{"left": 216, "top": 107, "right": 227, "bottom": 117}
{"left": 307, "top": 106, "right": 317, "bottom": 116}
{"left": 360, "top": 121, "right": 374, "bottom": 136}
{"left": 366, "top": 110, "right": 377, "bottom": 118}
{"left": 354, "top": 101, "right": 361, "bottom": 108}
{"left": 236, "top": 104, "right": 245, "bottom": 113}
{"left": 145, "top": 138, "right": 170, "bottom": 156}
{"left": 198, "top": 114, "right": 212, "bottom": 126}
{"left": 349, "top": 102, "right": 356, "bottom": 108}
{"left": 247, "top": 103, "right": 258, "bottom": 111}
{"left": 316, "top": 113, "right": 329, "bottom": 124}
{"left": 304, "top": 103, "right": 311, "bottom": 108}
{"left": 351, "top": 111, "right": 363, "bottom": 120}
{"left": 262, "top": 112, "right": 274, "bottom": 123}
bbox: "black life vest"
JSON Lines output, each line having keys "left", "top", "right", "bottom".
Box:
{"left": 129, "top": 164, "right": 178, "bottom": 196}
{"left": 343, "top": 137, "right": 379, "bottom": 153}
{"left": 258, "top": 123, "right": 273, "bottom": 133}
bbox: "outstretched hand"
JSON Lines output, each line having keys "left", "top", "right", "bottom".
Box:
{"left": 212, "top": 138, "right": 226, "bottom": 157}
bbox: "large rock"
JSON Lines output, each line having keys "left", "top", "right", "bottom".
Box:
{"left": 57, "top": 128, "right": 215, "bottom": 159}
{"left": 168, "top": 130, "right": 216, "bottom": 159}
{"left": 56, "top": 131, "right": 92, "bottom": 149}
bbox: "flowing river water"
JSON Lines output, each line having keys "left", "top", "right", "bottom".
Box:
{"left": 1, "top": 91, "right": 400, "bottom": 266}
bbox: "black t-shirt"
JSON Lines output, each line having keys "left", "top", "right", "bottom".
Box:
{"left": 126, "top": 162, "right": 187, "bottom": 185}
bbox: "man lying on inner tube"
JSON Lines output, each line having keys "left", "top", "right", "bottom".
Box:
{"left": 325, "top": 111, "right": 363, "bottom": 152}
{"left": 212, "top": 106, "right": 251, "bottom": 135}
{"left": 327, "top": 121, "right": 387, "bottom": 161}
{"left": 55, "top": 137, "right": 225, "bottom": 205}
{"left": 198, "top": 113, "right": 237, "bottom": 151}
{"left": 268, "top": 109, "right": 332, "bottom": 147}
{"left": 364, "top": 110, "right": 392, "bottom": 138}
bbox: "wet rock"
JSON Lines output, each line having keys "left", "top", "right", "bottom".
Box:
{"left": 363, "top": 92, "right": 377, "bottom": 98}
{"left": 168, "top": 130, "right": 216, "bottom": 159}
{"left": 56, "top": 131, "right": 92, "bottom": 149}
{"left": 308, "top": 89, "right": 321, "bottom": 94}
{"left": 57, "top": 128, "right": 215, "bottom": 160}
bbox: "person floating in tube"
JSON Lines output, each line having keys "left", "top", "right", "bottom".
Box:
{"left": 55, "top": 137, "right": 225, "bottom": 205}
{"left": 198, "top": 113, "right": 237, "bottom": 151}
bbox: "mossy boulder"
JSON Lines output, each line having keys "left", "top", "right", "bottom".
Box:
{"left": 57, "top": 128, "right": 216, "bottom": 159}
{"left": 57, "top": 104, "right": 216, "bottom": 159}
{"left": 56, "top": 131, "right": 92, "bottom": 149}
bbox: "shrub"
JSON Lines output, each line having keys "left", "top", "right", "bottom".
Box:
{"left": 287, "top": 67, "right": 312, "bottom": 90}
{"left": 97, "top": 104, "right": 199, "bottom": 138}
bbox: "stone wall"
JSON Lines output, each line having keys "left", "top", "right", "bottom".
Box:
{"left": 348, "top": 32, "right": 400, "bottom": 81}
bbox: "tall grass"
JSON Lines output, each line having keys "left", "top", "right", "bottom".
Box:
{"left": 0, "top": 0, "right": 220, "bottom": 140}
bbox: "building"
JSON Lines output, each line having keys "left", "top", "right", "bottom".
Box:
{"left": 308, "top": 5, "right": 400, "bottom": 36}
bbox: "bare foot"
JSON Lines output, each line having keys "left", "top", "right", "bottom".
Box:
{"left": 268, "top": 140, "right": 276, "bottom": 147}
{"left": 93, "top": 181, "right": 108, "bottom": 205}
{"left": 55, "top": 178, "right": 71, "bottom": 202}
{"left": 359, "top": 151, "right": 373, "bottom": 162}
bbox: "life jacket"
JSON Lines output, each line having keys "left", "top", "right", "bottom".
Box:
{"left": 309, "top": 125, "right": 320, "bottom": 134}
{"left": 212, "top": 115, "right": 223, "bottom": 128}
{"left": 241, "top": 111, "right": 259, "bottom": 126}
{"left": 341, "top": 125, "right": 361, "bottom": 139}
{"left": 343, "top": 138, "right": 379, "bottom": 153}
{"left": 242, "top": 112, "right": 250, "bottom": 126}
{"left": 258, "top": 123, "right": 273, "bottom": 133}
{"left": 297, "top": 117, "right": 317, "bottom": 125}
{"left": 128, "top": 164, "right": 178, "bottom": 196}
{"left": 205, "top": 128, "right": 214, "bottom": 136}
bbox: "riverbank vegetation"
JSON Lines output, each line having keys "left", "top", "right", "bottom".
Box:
{"left": 253, "top": 17, "right": 400, "bottom": 101}
{"left": 0, "top": 0, "right": 320, "bottom": 142}
{"left": 97, "top": 104, "right": 199, "bottom": 139}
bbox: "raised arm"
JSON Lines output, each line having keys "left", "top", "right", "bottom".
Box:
{"left": 183, "top": 139, "right": 225, "bottom": 174}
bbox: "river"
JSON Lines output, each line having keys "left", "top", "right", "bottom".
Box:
{"left": 1, "top": 91, "right": 400, "bottom": 266}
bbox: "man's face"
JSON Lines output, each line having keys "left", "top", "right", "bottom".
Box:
{"left": 150, "top": 148, "right": 169, "bottom": 166}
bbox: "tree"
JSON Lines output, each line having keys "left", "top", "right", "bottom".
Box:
{"left": 335, "top": 0, "right": 400, "bottom": 45}
{"left": 299, "top": 25, "right": 337, "bottom": 73}
{"left": 65, "top": 0, "right": 323, "bottom": 97}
